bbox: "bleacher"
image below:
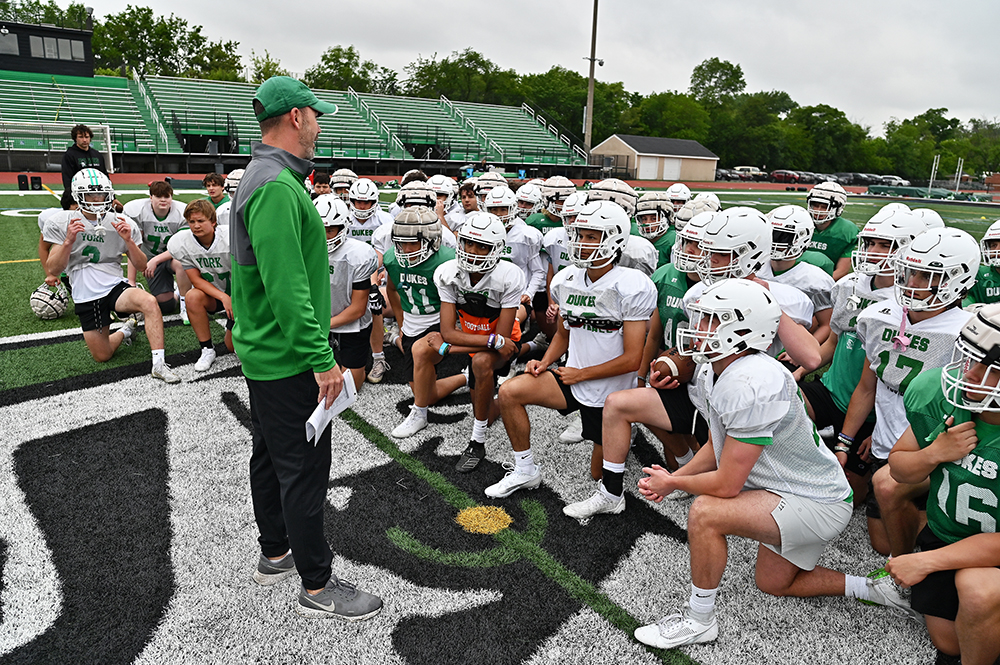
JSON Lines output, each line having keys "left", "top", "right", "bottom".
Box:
{"left": 449, "top": 100, "right": 582, "bottom": 165}
{"left": 358, "top": 93, "right": 486, "bottom": 162}
{"left": 144, "top": 76, "right": 404, "bottom": 158}
{"left": 0, "top": 69, "right": 160, "bottom": 152}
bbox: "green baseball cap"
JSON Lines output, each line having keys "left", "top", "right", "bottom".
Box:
{"left": 252, "top": 76, "right": 337, "bottom": 122}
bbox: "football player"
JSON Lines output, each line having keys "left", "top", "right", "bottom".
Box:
{"left": 665, "top": 182, "right": 692, "bottom": 214}
{"left": 385, "top": 206, "right": 467, "bottom": 438}
{"left": 330, "top": 168, "right": 358, "bottom": 202}
{"left": 430, "top": 212, "right": 526, "bottom": 473}
{"left": 633, "top": 279, "right": 912, "bottom": 650}
{"left": 215, "top": 169, "right": 242, "bottom": 227}
{"left": 44, "top": 169, "right": 178, "bottom": 382}
{"left": 635, "top": 192, "right": 676, "bottom": 269}
{"left": 37, "top": 190, "right": 77, "bottom": 289}
{"left": 474, "top": 171, "right": 508, "bottom": 206}
{"left": 806, "top": 181, "right": 857, "bottom": 280}
{"left": 527, "top": 175, "right": 575, "bottom": 232}
{"left": 885, "top": 304, "right": 1000, "bottom": 665}
{"left": 514, "top": 182, "right": 543, "bottom": 221}
{"left": 487, "top": 201, "right": 655, "bottom": 498}
{"left": 203, "top": 173, "right": 229, "bottom": 209}
{"left": 166, "top": 199, "right": 233, "bottom": 371}
{"left": 124, "top": 180, "right": 191, "bottom": 322}
{"left": 318, "top": 194, "right": 379, "bottom": 391}
{"left": 840, "top": 228, "right": 979, "bottom": 557}
{"left": 311, "top": 172, "right": 332, "bottom": 198}
{"left": 964, "top": 219, "right": 1000, "bottom": 307}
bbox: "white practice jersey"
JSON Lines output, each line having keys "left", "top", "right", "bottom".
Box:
{"left": 122, "top": 198, "right": 187, "bottom": 259}
{"left": 855, "top": 301, "right": 972, "bottom": 459}
{"left": 42, "top": 210, "right": 140, "bottom": 302}
{"left": 551, "top": 265, "right": 656, "bottom": 407}
{"left": 687, "top": 354, "right": 851, "bottom": 503}
{"left": 501, "top": 220, "right": 546, "bottom": 295}
{"left": 37, "top": 207, "right": 62, "bottom": 233}
{"left": 619, "top": 235, "right": 658, "bottom": 276}
{"left": 759, "top": 260, "right": 835, "bottom": 313}
{"left": 434, "top": 259, "right": 525, "bottom": 338}
{"left": 329, "top": 238, "right": 378, "bottom": 334}
{"left": 829, "top": 273, "right": 892, "bottom": 337}
{"left": 167, "top": 226, "right": 231, "bottom": 295}
{"left": 684, "top": 279, "right": 814, "bottom": 356}
{"left": 348, "top": 209, "right": 392, "bottom": 246}
{"left": 446, "top": 208, "right": 468, "bottom": 233}
{"left": 542, "top": 227, "right": 574, "bottom": 275}
{"left": 216, "top": 200, "right": 231, "bottom": 227}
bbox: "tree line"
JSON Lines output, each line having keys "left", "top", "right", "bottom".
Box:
{"left": 3, "top": 0, "right": 998, "bottom": 180}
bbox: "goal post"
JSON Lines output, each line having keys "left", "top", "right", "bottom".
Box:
{"left": 0, "top": 120, "right": 114, "bottom": 175}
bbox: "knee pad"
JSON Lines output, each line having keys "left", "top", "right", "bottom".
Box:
{"left": 158, "top": 298, "right": 177, "bottom": 315}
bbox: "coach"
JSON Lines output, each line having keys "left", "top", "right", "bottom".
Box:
{"left": 230, "top": 76, "right": 382, "bottom": 620}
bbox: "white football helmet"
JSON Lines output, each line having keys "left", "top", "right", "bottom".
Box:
{"left": 314, "top": 194, "right": 351, "bottom": 252}
{"left": 980, "top": 219, "right": 1000, "bottom": 268}
{"left": 560, "top": 191, "right": 589, "bottom": 231}
{"left": 697, "top": 206, "right": 771, "bottom": 284}
{"left": 692, "top": 191, "right": 722, "bottom": 212}
{"left": 71, "top": 168, "right": 115, "bottom": 216}
{"left": 540, "top": 175, "right": 575, "bottom": 216}
{"left": 894, "top": 228, "right": 980, "bottom": 311}
{"left": 515, "top": 183, "right": 543, "bottom": 220}
{"left": 677, "top": 279, "right": 781, "bottom": 364}
{"left": 806, "top": 181, "right": 848, "bottom": 226}
{"left": 483, "top": 185, "right": 518, "bottom": 229}
{"left": 635, "top": 192, "right": 674, "bottom": 240}
{"left": 942, "top": 302, "right": 1000, "bottom": 412}
{"left": 331, "top": 168, "right": 359, "bottom": 202}
{"left": 673, "top": 211, "right": 715, "bottom": 274}
{"left": 474, "top": 172, "right": 508, "bottom": 203}
{"left": 767, "top": 205, "right": 814, "bottom": 261}
{"left": 30, "top": 281, "right": 69, "bottom": 320}
{"left": 428, "top": 174, "right": 456, "bottom": 209}
{"left": 224, "top": 169, "right": 244, "bottom": 195}
{"left": 588, "top": 178, "right": 639, "bottom": 218}
{"left": 568, "top": 201, "right": 629, "bottom": 269}
{"left": 851, "top": 205, "right": 925, "bottom": 276}
{"left": 348, "top": 178, "right": 380, "bottom": 220}
{"left": 456, "top": 211, "right": 506, "bottom": 273}
{"left": 674, "top": 199, "right": 717, "bottom": 233}
{"left": 397, "top": 181, "right": 436, "bottom": 209}
{"left": 665, "top": 183, "right": 692, "bottom": 213}
{"left": 912, "top": 208, "right": 945, "bottom": 230}
{"left": 392, "top": 205, "right": 442, "bottom": 268}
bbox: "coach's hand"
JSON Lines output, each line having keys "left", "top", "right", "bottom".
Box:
{"left": 315, "top": 365, "right": 345, "bottom": 408}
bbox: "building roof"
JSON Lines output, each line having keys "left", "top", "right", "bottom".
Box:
{"left": 595, "top": 134, "right": 718, "bottom": 160}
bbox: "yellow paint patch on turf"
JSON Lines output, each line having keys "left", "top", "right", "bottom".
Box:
{"left": 455, "top": 506, "right": 513, "bottom": 534}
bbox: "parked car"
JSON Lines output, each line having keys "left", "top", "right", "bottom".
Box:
{"left": 815, "top": 173, "right": 840, "bottom": 184}
{"left": 834, "top": 173, "right": 855, "bottom": 185}
{"left": 715, "top": 168, "right": 740, "bottom": 181}
{"left": 733, "top": 166, "right": 768, "bottom": 181}
{"left": 771, "top": 169, "right": 800, "bottom": 183}
{"left": 795, "top": 172, "right": 817, "bottom": 184}
{"left": 880, "top": 175, "right": 911, "bottom": 187}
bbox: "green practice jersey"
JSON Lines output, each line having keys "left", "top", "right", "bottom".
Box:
{"left": 384, "top": 246, "right": 455, "bottom": 337}
{"left": 810, "top": 216, "right": 859, "bottom": 267}
{"left": 525, "top": 210, "right": 562, "bottom": 232}
{"left": 963, "top": 265, "right": 1000, "bottom": 307}
{"left": 650, "top": 262, "right": 696, "bottom": 350}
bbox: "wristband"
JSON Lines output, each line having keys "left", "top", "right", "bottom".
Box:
{"left": 836, "top": 432, "right": 858, "bottom": 455}
{"left": 487, "top": 334, "right": 505, "bottom": 350}
{"left": 640, "top": 374, "right": 649, "bottom": 384}
{"left": 438, "top": 342, "right": 451, "bottom": 356}
{"left": 833, "top": 445, "right": 850, "bottom": 454}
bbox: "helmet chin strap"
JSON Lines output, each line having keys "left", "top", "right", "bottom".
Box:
{"left": 892, "top": 306, "right": 912, "bottom": 351}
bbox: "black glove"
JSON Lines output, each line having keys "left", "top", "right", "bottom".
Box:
{"left": 368, "top": 284, "right": 384, "bottom": 315}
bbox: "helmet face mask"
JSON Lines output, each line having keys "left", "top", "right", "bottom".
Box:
{"left": 541, "top": 175, "right": 575, "bottom": 217}
{"left": 349, "top": 178, "right": 380, "bottom": 220}
{"left": 665, "top": 183, "right": 692, "bottom": 213}
{"left": 852, "top": 236, "right": 900, "bottom": 276}
{"left": 315, "top": 194, "right": 351, "bottom": 253}
{"left": 397, "top": 182, "right": 436, "bottom": 211}
{"left": 635, "top": 193, "right": 674, "bottom": 240}
{"left": 560, "top": 191, "right": 589, "bottom": 231}
{"left": 893, "top": 228, "right": 980, "bottom": 312}
{"left": 851, "top": 206, "right": 924, "bottom": 275}
{"left": 673, "top": 211, "right": 714, "bottom": 273}
{"left": 806, "top": 182, "right": 847, "bottom": 226}
{"left": 980, "top": 220, "right": 1000, "bottom": 268}
{"left": 767, "top": 205, "right": 814, "bottom": 261}
{"left": 71, "top": 168, "right": 115, "bottom": 216}
{"left": 428, "top": 174, "right": 456, "bottom": 210}
{"left": 696, "top": 207, "right": 770, "bottom": 285}
{"left": 330, "top": 169, "right": 359, "bottom": 202}
{"left": 456, "top": 211, "right": 506, "bottom": 274}
{"left": 483, "top": 186, "right": 518, "bottom": 229}
{"left": 942, "top": 304, "right": 1000, "bottom": 412}
{"left": 567, "top": 201, "right": 628, "bottom": 270}
{"left": 224, "top": 169, "right": 244, "bottom": 196}
{"left": 392, "top": 206, "right": 442, "bottom": 268}
{"left": 515, "top": 183, "right": 543, "bottom": 220}
{"left": 676, "top": 279, "right": 781, "bottom": 364}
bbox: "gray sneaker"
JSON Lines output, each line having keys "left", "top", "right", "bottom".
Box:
{"left": 861, "top": 568, "right": 924, "bottom": 624}
{"left": 253, "top": 551, "right": 297, "bottom": 586}
{"left": 151, "top": 362, "right": 181, "bottom": 384}
{"left": 296, "top": 576, "right": 383, "bottom": 621}
{"left": 367, "top": 357, "right": 390, "bottom": 384}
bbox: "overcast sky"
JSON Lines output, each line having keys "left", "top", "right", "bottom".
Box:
{"left": 84, "top": 0, "right": 999, "bottom": 136}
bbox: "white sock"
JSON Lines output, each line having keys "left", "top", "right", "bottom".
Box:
{"left": 602, "top": 460, "right": 626, "bottom": 475}
{"left": 412, "top": 405, "right": 428, "bottom": 419}
{"left": 689, "top": 583, "right": 718, "bottom": 617}
{"left": 120, "top": 324, "right": 133, "bottom": 341}
{"left": 844, "top": 574, "right": 869, "bottom": 600}
{"left": 372, "top": 351, "right": 385, "bottom": 361}
{"left": 471, "top": 418, "right": 488, "bottom": 443}
{"left": 152, "top": 349, "right": 165, "bottom": 365}
{"left": 676, "top": 449, "right": 695, "bottom": 466}
{"left": 514, "top": 448, "right": 534, "bottom": 472}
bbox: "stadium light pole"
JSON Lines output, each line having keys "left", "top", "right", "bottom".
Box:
{"left": 583, "top": 0, "right": 599, "bottom": 153}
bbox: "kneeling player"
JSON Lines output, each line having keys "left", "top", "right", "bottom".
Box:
{"left": 430, "top": 212, "right": 526, "bottom": 472}
{"left": 633, "top": 279, "right": 913, "bottom": 650}
{"left": 488, "top": 201, "right": 655, "bottom": 498}
{"left": 886, "top": 304, "right": 1000, "bottom": 665}
{"left": 385, "top": 206, "right": 467, "bottom": 438}
{"left": 44, "top": 169, "right": 178, "bottom": 382}
{"left": 167, "top": 199, "right": 234, "bottom": 372}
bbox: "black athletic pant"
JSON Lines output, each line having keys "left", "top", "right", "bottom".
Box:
{"left": 246, "top": 370, "right": 332, "bottom": 590}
